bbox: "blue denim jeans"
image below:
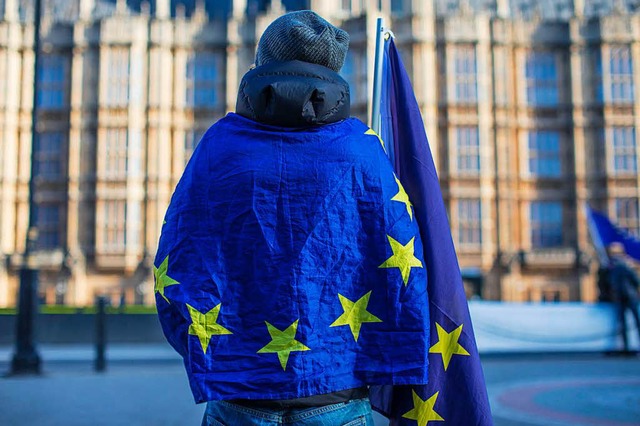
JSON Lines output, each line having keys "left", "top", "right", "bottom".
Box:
{"left": 202, "top": 398, "right": 375, "bottom": 426}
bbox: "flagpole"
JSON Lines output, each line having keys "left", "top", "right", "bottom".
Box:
{"left": 584, "top": 204, "right": 609, "bottom": 266}
{"left": 371, "top": 17, "right": 385, "bottom": 135}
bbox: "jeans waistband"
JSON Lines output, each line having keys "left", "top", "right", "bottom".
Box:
{"left": 231, "top": 387, "right": 370, "bottom": 409}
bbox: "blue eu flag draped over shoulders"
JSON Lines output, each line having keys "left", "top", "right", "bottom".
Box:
{"left": 369, "top": 38, "right": 493, "bottom": 425}
{"left": 155, "top": 113, "right": 432, "bottom": 403}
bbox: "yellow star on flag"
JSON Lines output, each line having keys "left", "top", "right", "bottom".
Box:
{"left": 330, "top": 291, "right": 382, "bottom": 342}
{"left": 365, "top": 128, "right": 385, "bottom": 149}
{"left": 257, "top": 320, "right": 310, "bottom": 371}
{"left": 429, "top": 323, "right": 470, "bottom": 371}
{"left": 402, "top": 390, "right": 445, "bottom": 426}
{"left": 379, "top": 235, "right": 424, "bottom": 286}
{"left": 153, "top": 255, "right": 179, "bottom": 303}
{"left": 187, "top": 303, "right": 232, "bottom": 354}
{"left": 391, "top": 176, "right": 413, "bottom": 220}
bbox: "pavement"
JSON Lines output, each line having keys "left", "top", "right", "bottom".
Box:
{"left": 0, "top": 345, "right": 639, "bottom": 426}
{"left": 485, "top": 354, "right": 640, "bottom": 426}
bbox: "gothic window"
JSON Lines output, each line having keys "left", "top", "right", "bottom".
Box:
{"left": 610, "top": 127, "right": 637, "bottom": 174}
{"left": 102, "top": 200, "right": 126, "bottom": 252}
{"left": 530, "top": 201, "right": 563, "bottom": 248}
{"left": 186, "top": 52, "right": 220, "bottom": 108}
{"left": 458, "top": 199, "right": 482, "bottom": 247}
{"left": 454, "top": 46, "right": 477, "bottom": 103}
{"left": 106, "top": 48, "right": 130, "bottom": 107}
{"left": 390, "top": 0, "right": 405, "bottom": 13}
{"left": 528, "top": 131, "right": 561, "bottom": 177}
{"left": 34, "top": 132, "right": 65, "bottom": 179}
{"left": 614, "top": 198, "right": 640, "bottom": 237}
{"left": 36, "top": 204, "right": 62, "bottom": 249}
{"left": 37, "top": 54, "right": 69, "bottom": 109}
{"left": 609, "top": 45, "right": 634, "bottom": 104}
{"left": 585, "top": 48, "right": 603, "bottom": 103}
{"left": 456, "top": 126, "right": 480, "bottom": 173}
{"left": 525, "top": 52, "right": 558, "bottom": 107}
{"left": 105, "top": 128, "right": 128, "bottom": 179}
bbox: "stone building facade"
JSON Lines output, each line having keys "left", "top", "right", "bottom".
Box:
{"left": 0, "top": 0, "right": 639, "bottom": 306}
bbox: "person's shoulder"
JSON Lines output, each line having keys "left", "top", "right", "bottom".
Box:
{"left": 196, "top": 114, "right": 252, "bottom": 147}
{"left": 611, "top": 261, "right": 636, "bottom": 278}
{"left": 203, "top": 113, "right": 241, "bottom": 135}
{"left": 611, "top": 261, "right": 625, "bottom": 272}
{"left": 340, "top": 117, "right": 376, "bottom": 136}
{"left": 332, "top": 118, "right": 388, "bottom": 154}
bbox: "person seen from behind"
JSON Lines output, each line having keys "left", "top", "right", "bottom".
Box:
{"left": 607, "top": 242, "right": 640, "bottom": 353}
{"left": 154, "top": 11, "right": 431, "bottom": 426}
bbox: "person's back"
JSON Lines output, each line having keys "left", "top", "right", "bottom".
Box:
{"left": 609, "top": 260, "right": 640, "bottom": 304}
{"left": 154, "top": 11, "right": 431, "bottom": 425}
{"left": 606, "top": 244, "right": 640, "bottom": 352}
{"left": 597, "top": 267, "right": 614, "bottom": 302}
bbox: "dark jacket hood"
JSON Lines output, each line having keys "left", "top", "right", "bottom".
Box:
{"left": 235, "top": 60, "right": 350, "bottom": 128}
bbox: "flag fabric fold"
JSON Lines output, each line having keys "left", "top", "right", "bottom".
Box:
{"left": 586, "top": 205, "right": 640, "bottom": 262}
{"left": 369, "top": 37, "right": 493, "bottom": 425}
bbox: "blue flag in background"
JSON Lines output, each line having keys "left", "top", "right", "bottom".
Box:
{"left": 587, "top": 206, "right": 640, "bottom": 262}
{"left": 369, "top": 38, "right": 493, "bottom": 425}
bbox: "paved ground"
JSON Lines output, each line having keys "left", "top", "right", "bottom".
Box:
{"left": 487, "top": 354, "right": 640, "bottom": 426}
{"left": 0, "top": 346, "right": 639, "bottom": 425}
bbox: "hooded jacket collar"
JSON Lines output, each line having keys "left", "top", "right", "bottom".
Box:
{"left": 235, "top": 60, "right": 350, "bottom": 128}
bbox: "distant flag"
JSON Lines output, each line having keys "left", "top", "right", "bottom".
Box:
{"left": 368, "top": 36, "right": 494, "bottom": 425}
{"left": 586, "top": 205, "right": 640, "bottom": 263}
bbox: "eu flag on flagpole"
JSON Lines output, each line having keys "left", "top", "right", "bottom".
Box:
{"left": 586, "top": 205, "right": 640, "bottom": 263}
{"left": 369, "top": 37, "right": 493, "bottom": 425}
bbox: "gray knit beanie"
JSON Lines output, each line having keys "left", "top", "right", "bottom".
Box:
{"left": 255, "top": 11, "right": 350, "bottom": 73}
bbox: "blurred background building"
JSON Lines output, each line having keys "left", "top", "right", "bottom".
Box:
{"left": 0, "top": 0, "right": 638, "bottom": 307}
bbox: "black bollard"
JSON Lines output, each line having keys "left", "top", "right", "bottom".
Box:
{"left": 95, "top": 296, "right": 107, "bottom": 372}
{"left": 11, "top": 265, "right": 42, "bottom": 375}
